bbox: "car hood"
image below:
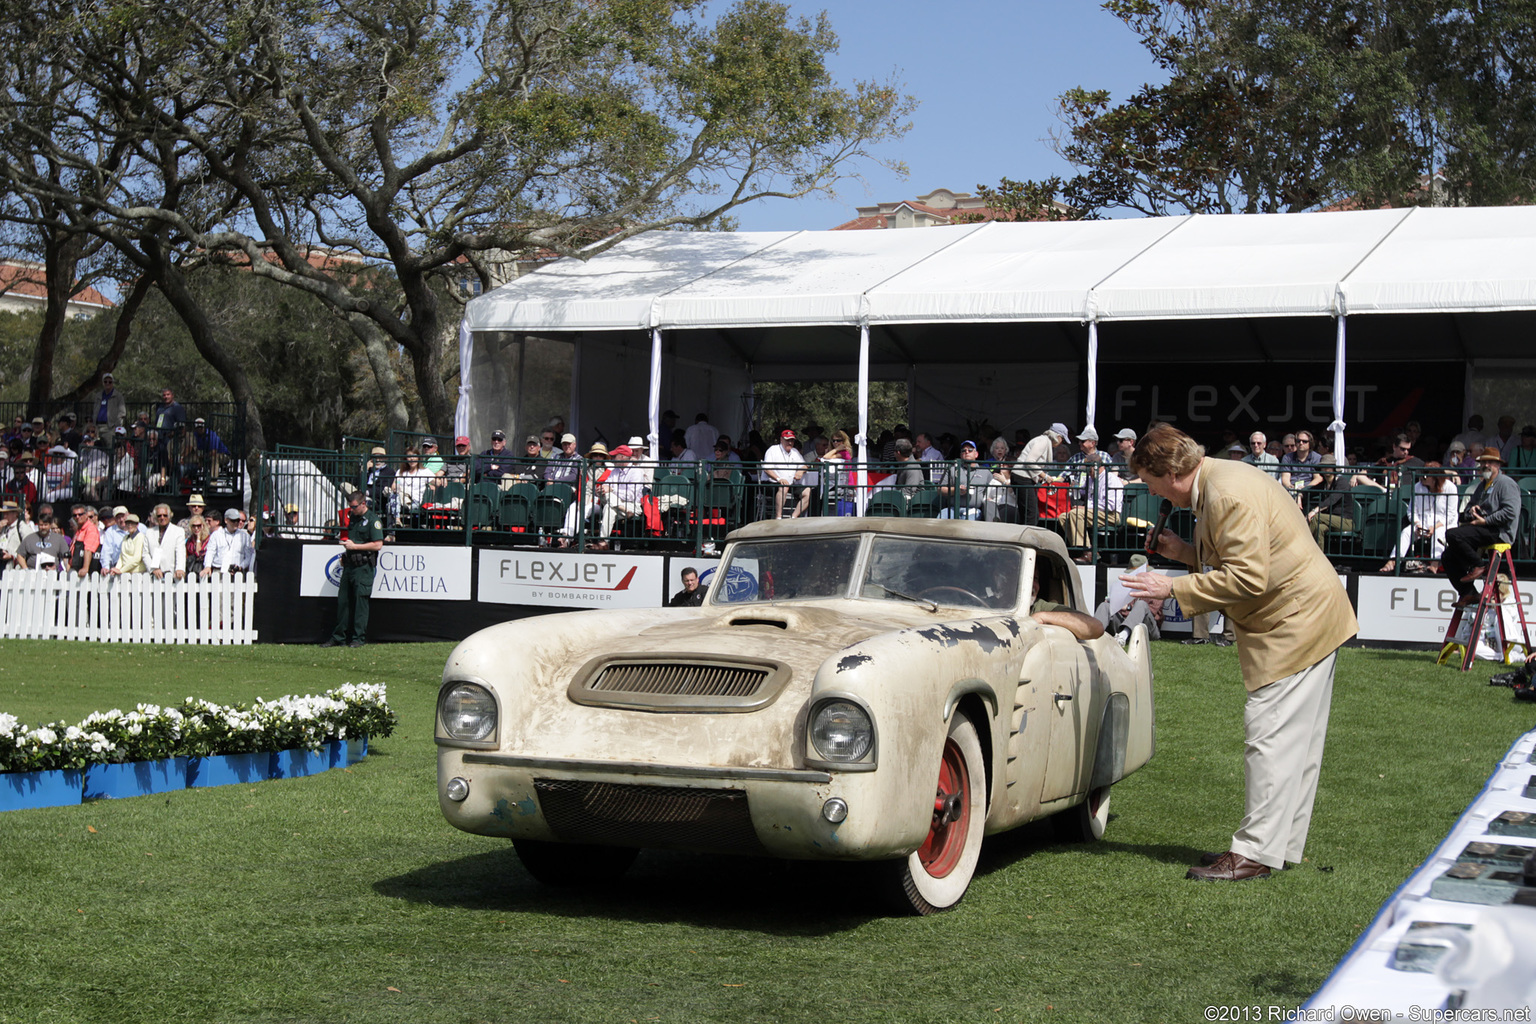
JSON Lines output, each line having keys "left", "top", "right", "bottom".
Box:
{"left": 607, "top": 599, "right": 958, "bottom": 668}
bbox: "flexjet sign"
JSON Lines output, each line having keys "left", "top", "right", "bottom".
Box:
{"left": 477, "top": 550, "right": 664, "bottom": 609}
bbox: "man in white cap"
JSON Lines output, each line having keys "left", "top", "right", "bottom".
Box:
{"left": 1065, "top": 426, "right": 1101, "bottom": 499}
{"left": 1013, "top": 423, "right": 1069, "bottom": 525}
{"left": 543, "top": 433, "right": 582, "bottom": 485}
{"left": 626, "top": 435, "right": 654, "bottom": 486}
{"left": 1109, "top": 428, "right": 1139, "bottom": 474}
{"left": 99, "top": 505, "right": 130, "bottom": 572}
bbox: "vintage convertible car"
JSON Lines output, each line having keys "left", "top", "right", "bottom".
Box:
{"left": 436, "top": 517, "right": 1155, "bottom": 913}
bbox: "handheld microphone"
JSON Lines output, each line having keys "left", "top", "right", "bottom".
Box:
{"left": 1144, "top": 499, "right": 1173, "bottom": 555}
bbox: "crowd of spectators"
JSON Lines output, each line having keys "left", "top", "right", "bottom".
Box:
{"left": 0, "top": 491, "right": 256, "bottom": 581}
{"left": 2, "top": 382, "right": 237, "bottom": 524}
{"left": 349, "top": 407, "right": 1535, "bottom": 567}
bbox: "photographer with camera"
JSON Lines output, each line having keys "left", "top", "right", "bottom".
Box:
{"left": 1443, "top": 451, "right": 1520, "bottom": 608}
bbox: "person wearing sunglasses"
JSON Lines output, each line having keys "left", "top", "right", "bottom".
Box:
{"left": 1279, "top": 431, "right": 1323, "bottom": 499}
{"left": 142, "top": 502, "right": 187, "bottom": 580}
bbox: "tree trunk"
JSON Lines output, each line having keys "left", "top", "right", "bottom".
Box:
{"left": 152, "top": 260, "right": 266, "bottom": 511}
{"left": 54, "top": 275, "right": 152, "bottom": 402}
{"left": 26, "top": 230, "right": 86, "bottom": 414}
{"left": 348, "top": 314, "right": 410, "bottom": 434}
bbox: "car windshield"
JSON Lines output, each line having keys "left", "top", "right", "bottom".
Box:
{"left": 714, "top": 533, "right": 1024, "bottom": 611}
{"left": 861, "top": 536, "right": 1023, "bottom": 611}
{"left": 715, "top": 536, "right": 862, "bottom": 603}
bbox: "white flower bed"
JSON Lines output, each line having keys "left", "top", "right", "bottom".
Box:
{"left": 0, "top": 685, "right": 395, "bottom": 773}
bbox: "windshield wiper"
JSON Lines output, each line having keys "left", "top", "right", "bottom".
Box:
{"left": 866, "top": 583, "right": 938, "bottom": 612}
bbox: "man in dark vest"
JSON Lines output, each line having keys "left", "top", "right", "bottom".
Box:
{"left": 322, "top": 491, "right": 385, "bottom": 648}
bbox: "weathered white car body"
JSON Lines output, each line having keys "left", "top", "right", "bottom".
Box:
{"left": 436, "top": 517, "right": 1155, "bottom": 912}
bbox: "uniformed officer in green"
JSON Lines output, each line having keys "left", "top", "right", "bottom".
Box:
{"left": 322, "top": 491, "right": 385, "bottom": 647}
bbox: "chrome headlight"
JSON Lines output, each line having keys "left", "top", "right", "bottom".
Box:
{"left": 440, "top": 682, "right": 498, "bottom": 742}
{"left": 809, "top": 700, "right": 874, "bottom": 762}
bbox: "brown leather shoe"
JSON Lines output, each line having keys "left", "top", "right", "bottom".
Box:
{"left": 1187, "top": 851, "right": 1270, "bottom": 881}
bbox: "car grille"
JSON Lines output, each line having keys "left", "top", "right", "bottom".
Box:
{"left": 533, "top": 779, "right": 767, "bottom": 855}
{"left": 568, "top": 656, "right": 791, "bottom": 712}
{"left": 590, "top": 662, "right": 768, "bottom": 697}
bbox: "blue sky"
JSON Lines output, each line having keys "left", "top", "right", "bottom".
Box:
{"left": 729, "top": 1, "right": 1166, "bottom": 230}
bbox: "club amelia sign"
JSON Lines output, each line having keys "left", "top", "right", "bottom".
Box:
{"left": 300, "top": 544, "right": 471, "bottom": 601}
{"left": 477, "top": 550, "right": 665, "bottom": 609}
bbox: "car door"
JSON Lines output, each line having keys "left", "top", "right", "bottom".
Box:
{"left": 1038, "top": 628, "right": 1095, "bottom": 804}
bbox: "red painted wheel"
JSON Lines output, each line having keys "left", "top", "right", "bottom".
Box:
{"left": 917, "top": 737, "right": 973, "bottom": 878}
{"left": 884, "top": 714, "right": 987, "bottom": 915}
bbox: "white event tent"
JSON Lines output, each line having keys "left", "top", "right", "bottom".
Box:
{"left": 458, "top": 205, "right": 1536, "bottom": 465}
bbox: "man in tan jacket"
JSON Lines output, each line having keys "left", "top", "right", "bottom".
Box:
{"left": 1121, "top": 425, "right": 1358, "bottom": 881}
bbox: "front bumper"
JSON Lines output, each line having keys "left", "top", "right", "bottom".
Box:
{"left": 436, "top": 748, "right": 922, "bottom": 860}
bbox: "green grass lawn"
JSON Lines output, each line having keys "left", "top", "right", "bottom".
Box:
{"left": 0, "top": 640, "right": 1531, "bottom": 1024}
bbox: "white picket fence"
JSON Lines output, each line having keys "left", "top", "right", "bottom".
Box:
{"left": 0, "top": 570, "right": 257, "bottom": 644}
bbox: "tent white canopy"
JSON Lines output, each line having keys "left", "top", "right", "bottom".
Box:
{"left": 458, "top": 206, "right": 1536, "bottom": 465}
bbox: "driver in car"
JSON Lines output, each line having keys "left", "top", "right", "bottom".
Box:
{"left": 1029, "top": 571, "right": 1105, "bottom": 641}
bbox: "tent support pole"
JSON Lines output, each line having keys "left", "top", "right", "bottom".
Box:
{"left": 648, "top": 328, "right": 663, "bottom": 456}
{"left": 1085, "top": 319, "right": 1099, "bottom": 435}
{"left": 454, "top": 318, "right": 472, "bottom": 438}
{"left": 857, "top": 320, "right": 870, "bottom": 515}
{"left": 1329, "top": 314, "right": 1347, "bottom": 464}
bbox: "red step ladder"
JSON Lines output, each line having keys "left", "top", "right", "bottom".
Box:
{"left": 1438, "top": 543, "right": 1534, "bottom": 671}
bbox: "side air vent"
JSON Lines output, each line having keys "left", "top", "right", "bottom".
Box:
{"left": 568, "top": 654, "right": 792, "bottom": 713}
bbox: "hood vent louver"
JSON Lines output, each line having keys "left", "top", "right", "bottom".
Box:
{"left": 568, "top": 655, "right": 792, "bottom": 713}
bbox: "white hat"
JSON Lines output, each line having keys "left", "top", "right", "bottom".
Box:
{"left": 627, "top": 435, "right": 647, "bottom": 448}
{"left": 1078, "top": 426, "right": 1099, "bottom": 442}
{"left": 1047, "top": 422, "right": 1072, "bottom": 442}
{"left": 1114, "top": 428, "right": 1138, "bottom": 441}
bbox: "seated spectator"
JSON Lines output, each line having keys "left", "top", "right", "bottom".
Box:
{"left": 1062, "top": 452, "right": 1123, "bottom": 559}
{"left": 1093, "top": 554, "right": 1163, "bottom": 641}
{"left": 443, "top": 436, "right": 474, "bottom": 484}
{"left": 77, "top": 437, "right": 109, "bottom": 503}
{"left": 420, "top": 437, "right": 445, "bottom": 474}
{"left": 476, "top": 430, "right": 513, "bottom": 488}
{"left": 937, "top": 440, "right": 993, "bottom": 520}
{"left": 668, "top": 429, "right": 700, "bottom": 465}
{"left": 1380, "top": 465, "right": 1456, "bottom": 574}
{"left": 892, "top": 438, "right": 924, "bottom": 498}
{"left": 1304, "top": 457, "right": 1354, "bottom": 551}
{"left": 392, "top": 447, "right": 435, "bottom": 523}
{"left": 16, "top": 513, "right": 65, "bottom": 571}
{"left": 763, "top": 430, "right": 810, "bottom": 519}
{"left": 596, "top": 445, "right": 647, "bottom": 546}
{"left": 43, "top": 443, "right": 76, "bottom": 503}
{"left": 143, "top": 430, "right": 172, "bottom": 490}
{"left": 1242, "top": 430, "right": 1280, "bottom": 477}
{"left": 1512, "top": 425, "right": 1536, "bottom": 471}
{"left": 57, "top": 413, "right": 82, "bottom": 452}
{"left": 5, "top": 453, "right": 40, "bottom": 514}
{"left": 359, "top": 448, "right": 396, "bottom": 516}
{"left": 1279, "top": 429, "right": 1322, "bottom": 494}
{"left": 542, "top": 433, "right": 581, "bottom": 485}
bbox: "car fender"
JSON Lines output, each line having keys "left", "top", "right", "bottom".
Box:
{"left": 807, "top": 617, "right": 1023, "bottom": 854}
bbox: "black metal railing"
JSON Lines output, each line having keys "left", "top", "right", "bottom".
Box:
{"left": 250, "top": 449, "right": 1536, "bottom": 572}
